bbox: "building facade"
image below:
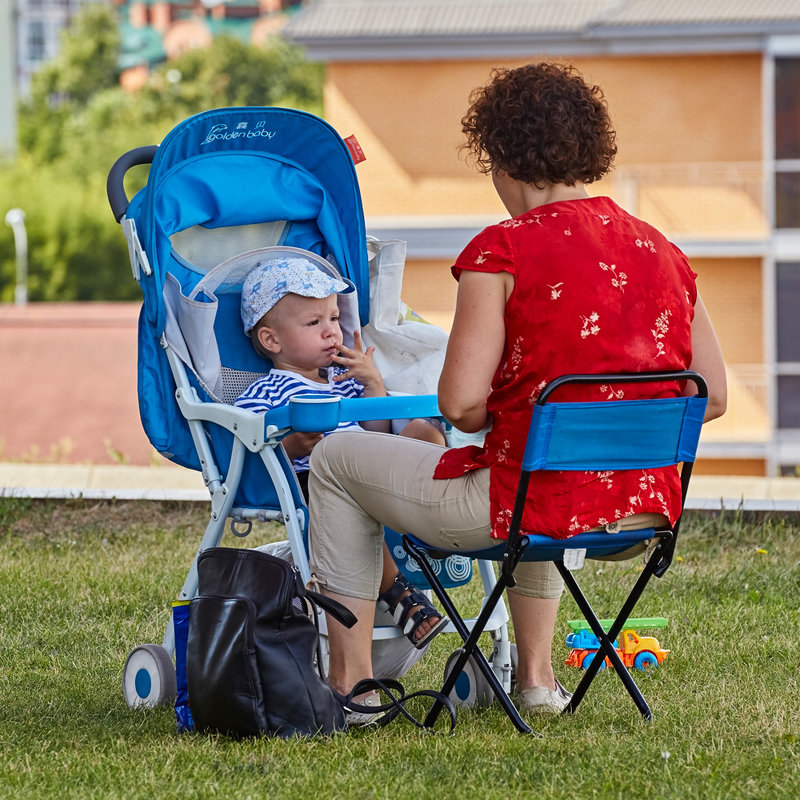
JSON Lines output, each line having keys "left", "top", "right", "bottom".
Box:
{"left": 286, "top": 0, "right": 800, "bottom": 477}
{"left": 11, "top": 0, "right": 96, "bottom": 96}
{"left": 117, "top": 0, "right": 301, "bottom": 90}
{"left": 10, "top": 0, "right": 303, "bottom": 97}
{"left": 1, "top": 0, "right": 16, "bottom": 157}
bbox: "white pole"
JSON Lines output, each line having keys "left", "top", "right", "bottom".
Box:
{"left": 4, "top": 207, "right": 28, "bottom": 306}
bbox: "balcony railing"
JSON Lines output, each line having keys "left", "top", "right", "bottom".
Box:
{"left": 702, "top": 363, "right": 770, "bottom": 444}
{"left": 609, "top": 162, "right": 767, "bottom": 241}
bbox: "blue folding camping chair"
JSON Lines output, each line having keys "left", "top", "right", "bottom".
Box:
{"left": 404, "top": 370, "right": 707, "bottom": 733}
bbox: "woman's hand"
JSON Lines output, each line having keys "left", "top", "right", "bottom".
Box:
{"left": 331, "top": 330, "right": 387, "bottom": 397}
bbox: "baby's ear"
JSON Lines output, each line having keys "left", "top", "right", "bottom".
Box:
{"left": 256, "top": 325, "right": 281, "bottom": 354}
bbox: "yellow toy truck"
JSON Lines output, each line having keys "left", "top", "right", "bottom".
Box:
{"left": 565, "top": 617, "right": 670, "bottom": 672}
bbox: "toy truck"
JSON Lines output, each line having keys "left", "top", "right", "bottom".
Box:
{"left": 565, "top": 617, "right": 670, "bottom": 672}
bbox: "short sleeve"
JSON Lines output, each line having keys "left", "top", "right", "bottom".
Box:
{"left": 452, "top": 223, "right": 516, "bottom": 281}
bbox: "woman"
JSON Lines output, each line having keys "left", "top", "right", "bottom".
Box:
{"left": 308, "top": 62, "right": 726, "bottom": 721}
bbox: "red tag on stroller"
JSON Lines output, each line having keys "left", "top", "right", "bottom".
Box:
{"left": 344, "top": 135, "right": 366, "bottom": 164}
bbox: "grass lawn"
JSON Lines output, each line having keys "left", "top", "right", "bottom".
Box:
{"left": 0, "top": 498, "right": 798, "bottom": 800}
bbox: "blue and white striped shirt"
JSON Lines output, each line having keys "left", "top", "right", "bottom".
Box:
{"left": 234, "top": 366, "right": 365, "bottom": 472}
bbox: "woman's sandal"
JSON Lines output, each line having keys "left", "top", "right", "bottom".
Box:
{"left": 378, "top": 574, "right": 449, "bottom": 650}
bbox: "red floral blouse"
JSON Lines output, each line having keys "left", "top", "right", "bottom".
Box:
{"left": 434, "top": 196, "right": 697, "bottom": 539}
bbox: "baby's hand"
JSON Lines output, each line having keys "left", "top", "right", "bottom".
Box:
{"left": 331, "top": 331, "right": 386, "bottom": 396}
{"left": 282, "top": 431, "right": 324, "bottom": 461}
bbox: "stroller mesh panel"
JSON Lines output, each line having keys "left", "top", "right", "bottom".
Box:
{"left": 218, "top": 366, "right": 267, "bottom": 405}
{"left": 170, "top": 221, "right": 288, "bottom": 273}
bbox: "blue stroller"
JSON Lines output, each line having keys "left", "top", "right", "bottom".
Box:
{"left": 107, "top": 107, "right": 513, "bottom": 713}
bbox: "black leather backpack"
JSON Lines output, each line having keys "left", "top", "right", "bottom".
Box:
{"left": 187, "top": 547, "right": 355, "bottom": 738}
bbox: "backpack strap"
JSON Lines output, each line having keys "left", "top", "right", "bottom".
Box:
{"left": 305, "top": 588, "right": 357, "bottom": 628}
{"left": 337, "top": 678, "right": 458, "bottom": 734}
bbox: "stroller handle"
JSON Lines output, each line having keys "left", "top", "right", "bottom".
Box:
{"left": 107, "top": 145, "right": 158, "bottom": 222}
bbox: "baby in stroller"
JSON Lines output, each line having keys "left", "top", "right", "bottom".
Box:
{"left": 234, "top": 250, "right": 449, "bottom": 650}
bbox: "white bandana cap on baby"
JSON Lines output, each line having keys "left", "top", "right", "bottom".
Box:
{"left": 241, "top": 254, "right": 351, "bottom": 334}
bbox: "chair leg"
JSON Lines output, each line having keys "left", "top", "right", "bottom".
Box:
{"left": 403, "top": 536, "right": 537, "bottom": 735}
{"left": 556, "top": 548, "right": 665, "bottom": 721}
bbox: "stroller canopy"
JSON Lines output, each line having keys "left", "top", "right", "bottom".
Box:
{"left": 126, "top": 107, "right": 369, "bottom": 335}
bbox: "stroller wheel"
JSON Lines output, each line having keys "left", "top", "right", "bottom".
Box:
{"left": 444, "top": 651, "right": 493, "bottom": 708}
{"left": 122, "top": 644, "right": 177, "bottom": 709}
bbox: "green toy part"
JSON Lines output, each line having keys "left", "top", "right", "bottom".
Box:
{"left": 567, "top": 616, "right": 669, "bottom": 633}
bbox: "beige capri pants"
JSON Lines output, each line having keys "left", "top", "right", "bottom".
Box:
{"left": 307, "top": 431, "right": 563, "bottom": 602}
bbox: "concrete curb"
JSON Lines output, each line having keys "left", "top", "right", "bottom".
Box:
{"left": 2, "top": 463, "right": 800, "bottom": 511}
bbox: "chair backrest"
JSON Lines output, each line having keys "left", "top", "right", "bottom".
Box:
{"left": 522, "top": 371, "right": 707, "bottom": 475}
{"left": 505, "top": 371, "right": 707, "bottom": 572}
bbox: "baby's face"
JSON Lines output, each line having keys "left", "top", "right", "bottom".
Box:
{"left": 268, "top": 293, "right": 343, "bottom": 372}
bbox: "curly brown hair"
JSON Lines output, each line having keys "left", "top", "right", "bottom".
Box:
{"left": 461, "top": 62, "right": 617, "bottom": 187}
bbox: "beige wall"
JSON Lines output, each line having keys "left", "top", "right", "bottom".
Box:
{"left": 693, "top": 257, "right": 763, "bottom": 366}
{"left": 328, "top": 53, "right": 763, "bottom": 220}
{"left": 582, "top": 54, "right": 762, "bottom": 166}
{"left": 403, "top": 255, "right": 765, "bottom": 365}
{"left": 330, "top": 52, "right": 770, "bottom": 474}
{"left": 401, "top": 258, "right": 458, "bottom": 330}
{"left": 694, "top": 458, "right": 766, "bottom": 476}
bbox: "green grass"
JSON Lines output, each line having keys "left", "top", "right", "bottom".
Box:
{"left": 1, "top": 499, "right": 798, "bottom": 799}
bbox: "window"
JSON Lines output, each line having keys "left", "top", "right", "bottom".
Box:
{"left": 775, "top": 57, "right": 800, "bottom": 436}
{"left": 778, "top": 376, "right": 800, "bottom": 428}
{"left": 775, "top": 58, "right": 800, "bottom": 229}
{"left": 776, "top": 173, "right": 800, "bottom": 229}
{"left": 27, "top": 20, "right": 46, "bottom": 64}
{"left": 776, "top": 58, "right": 800, "bottom": 160}
{"left": 776, "top": 262, "right": 800, "bottom": 361}
{"left": 777, "top": 262, "right": 800, "bottom": 428}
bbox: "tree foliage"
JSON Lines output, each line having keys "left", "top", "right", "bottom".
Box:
{"left": 1, "top": 5, "right": 323, "bottom": 302}
{"left": 33, "top": 4, "right": 121, "bottom": 106}
{"left": 141, "top": 35, "right": 322, "bottom": 119}
{"left": 18, "top": 4, "right": 122, "bottom": 164}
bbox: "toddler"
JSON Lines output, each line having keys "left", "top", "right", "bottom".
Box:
{"left": 235, "top": 252, "right": 448, "bottom": 652}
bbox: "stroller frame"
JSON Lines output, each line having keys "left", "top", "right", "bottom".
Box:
{"left": 108, "top": 106, "right": 513, "bottom": 711}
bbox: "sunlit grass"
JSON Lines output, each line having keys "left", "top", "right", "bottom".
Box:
{"left": 0, "top": 499, "right": 798, "bottom": 799}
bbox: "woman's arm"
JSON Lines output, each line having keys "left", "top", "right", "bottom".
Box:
{"left": 687, "top": 293, "right": 727, "bottom": 422}
{"left": 438, "top": 270, "right": 510, "bottom": 432}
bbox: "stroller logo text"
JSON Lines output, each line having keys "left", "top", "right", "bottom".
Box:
{"left": 201, "top": 122, "right": 276, "bottom": 145}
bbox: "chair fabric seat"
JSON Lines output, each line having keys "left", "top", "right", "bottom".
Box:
{"left": 405, "top": 527, "right": 657, "bottom": 563}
